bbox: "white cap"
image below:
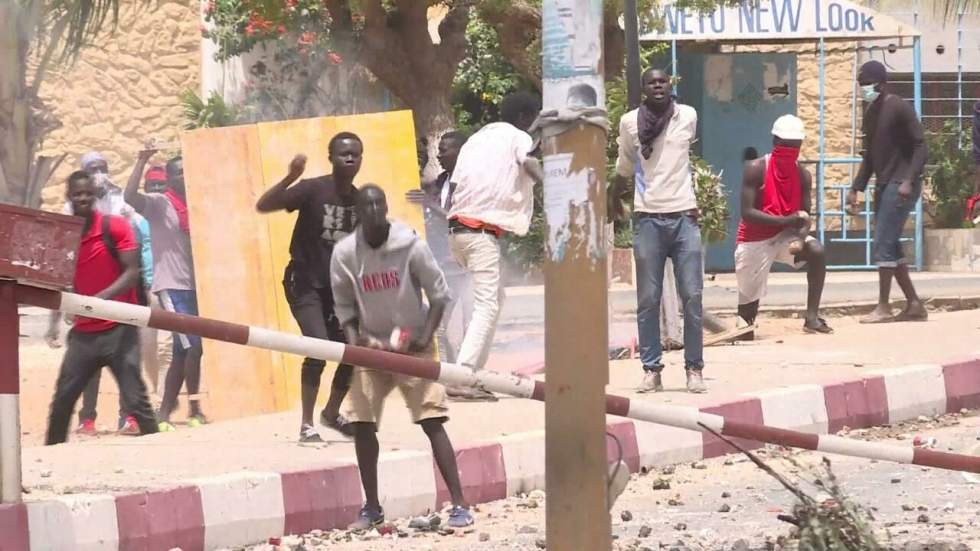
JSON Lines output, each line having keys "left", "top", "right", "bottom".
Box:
{"left": 771, "top": 115, "right": 806, "bottom": 141}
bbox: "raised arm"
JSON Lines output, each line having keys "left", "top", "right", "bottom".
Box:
{"left": 256, "top": 154, "right": 307, "bottom": 213}
{"left": 124, "top": 149, "right": 155, "bottom": 213}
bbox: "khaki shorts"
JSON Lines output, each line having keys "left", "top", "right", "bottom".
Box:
{"left": 735, "top": 231, "right": 816, "bottom": 305}
{"left": 346, "top": 366, "right": 449, "bottom": 426}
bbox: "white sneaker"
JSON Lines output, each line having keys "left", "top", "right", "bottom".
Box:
{"left": 637, "top": 371, "right": 663, "bottom": 393}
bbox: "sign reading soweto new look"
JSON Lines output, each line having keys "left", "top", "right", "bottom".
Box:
{"left": 639, "top": 0, "right": 920, "bottom": 41}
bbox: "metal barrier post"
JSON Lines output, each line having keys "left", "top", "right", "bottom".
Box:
{"left": 0, "top": 280, "right": 22, "bottom": 504}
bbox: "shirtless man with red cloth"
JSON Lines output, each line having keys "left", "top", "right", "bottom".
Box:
{"left": 734, "top": 115, "right": 832, "bottom": 338}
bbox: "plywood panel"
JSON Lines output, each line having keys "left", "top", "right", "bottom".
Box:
{"left": 180, "top": 110, "right": 424, "bottom": 420}
{"left": 181, "top": 124, "right": 282, "bottom": 418}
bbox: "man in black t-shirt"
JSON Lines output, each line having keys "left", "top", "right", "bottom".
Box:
{"left": 256, "top": 131, "right": 362, "bottom": 443}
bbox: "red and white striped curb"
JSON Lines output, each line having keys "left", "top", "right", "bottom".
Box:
{"left": 16, "top": 285, "right": 980, "bottom": 474}
{"left": 1, "top": 355, "right": 977, "bottom": 551}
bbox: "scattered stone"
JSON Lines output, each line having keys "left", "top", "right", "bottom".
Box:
{"left": 620, "top": 510, "right": 633, "bottom": 522}
{"left": 723, "top": 458, "right": 735, "bottom": 466}
{"left": 891, "top": 477, "right": 902, "bottom": 483}
{"left": 667, "top": 497, "right": 684, "bottom": 507}
{"left": 638, "top": 525, "right": 652, "bottom": 538}
{"left": 409, "top": 514, "right": 441, "bottom": 531}
{"left": 661, "top": 466, "right": 676, "bottom": 475}
{"left": 721, "top": 491, "right": 731, "bottom": 499}
{"left": 916, "top": 514, "right": 930, "bottom": 523}
{"left": 731, "top": 540, "right": 751, "bottom": 551}
{"left": 523, "top": 499, "right": 539, "bottom": 509}
{"left": 437, "top": 528, "right": 455, "bottom": 536}
{"left": 718, "top": 504, "right": 732, "bottom": 513}
{"left": 902, "top": 504, "right": 915, "bottom": 511}
{"left": 39, "top": 470, "right": 52, "bottom": 478}
{"left": 114, "top": 468, "right": 124, "bottom": 474}
{"left": 479, "top": 533, "right": 490, "bottom": 542}
{"left": 529, "top": 489, "right": 546, "bottom": 501}
{"left": 652, "top": 478, "right": 671, "bottom": 490}
{"left": 673, "top": 522, "right": 687, "bottom": 531}
{"left": 535, "top": 537, "right": 547, "bottom": 549}
{"left": 518, "top": 525, "right": 539, "bottom": 534}
{"left": 691, "top": 462, "right": 707, "bottom": 470}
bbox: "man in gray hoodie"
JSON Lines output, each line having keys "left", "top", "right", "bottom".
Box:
{"left": 331, "top": 185, "right": 473, "bottom": 530}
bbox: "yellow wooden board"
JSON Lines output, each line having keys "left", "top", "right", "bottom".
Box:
{"left": 180, "top": 110, "right": 423, "bottom": 420}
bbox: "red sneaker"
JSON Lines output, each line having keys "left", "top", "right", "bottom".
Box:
{"left": 118, "top": 416, "right": 140, "bottom": 436}
{"left": 75, "top": 419, "right": 97, "bottom": 436}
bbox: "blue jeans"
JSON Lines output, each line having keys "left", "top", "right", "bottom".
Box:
{"left": 633, "top": 214, "right": 704, "bottom": 372}
{"left": 872, "top": 182, "right": 920, "bottom": 268}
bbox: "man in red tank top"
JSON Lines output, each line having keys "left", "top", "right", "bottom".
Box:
{"left": 734, "top": 115, "right": 832, "bottom": 337}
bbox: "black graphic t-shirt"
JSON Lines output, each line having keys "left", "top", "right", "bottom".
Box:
{"left": 282, "top": 175, "right": 358, "bottom": 288}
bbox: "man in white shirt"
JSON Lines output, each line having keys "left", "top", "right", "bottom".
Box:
{"left": 447, "top": 92, "right": 543, "bottom": 400}
{"left": 612, "top": 69, "right": 706, "bottom": 394}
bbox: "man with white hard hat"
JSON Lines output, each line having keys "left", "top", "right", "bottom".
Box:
{"left": 734, "top": 115, "right": 832, "bottom": 337}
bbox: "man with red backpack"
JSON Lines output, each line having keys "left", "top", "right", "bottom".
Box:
{"left": 45, "top": 171, "right": 159, "bottom": 445}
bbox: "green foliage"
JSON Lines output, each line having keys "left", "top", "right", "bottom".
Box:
{"left": 691, "top": 155, "right": 728, "bottom": 244}
{"left": 202, "top": 0, "right": 336, "bottom": 62}
{"left": 179, "top": 89, "right": 240, "bottom": 130}
{"left": 925, "top": 121, "right": 976, "bottom": 229}
{"left": 451, "top": 17, "right": 529, "bottom": 133}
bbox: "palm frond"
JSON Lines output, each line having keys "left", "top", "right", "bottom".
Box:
{"left": 43, "top": 0, "right": 120, "bottom": 61}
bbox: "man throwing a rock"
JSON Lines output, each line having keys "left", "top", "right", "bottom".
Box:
{"left": 332, "top": 185, "right": 473, "bottom": 530}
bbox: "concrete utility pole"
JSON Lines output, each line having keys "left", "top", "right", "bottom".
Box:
{"left": 540, "top": 1, "right": 611, "bottom": 550}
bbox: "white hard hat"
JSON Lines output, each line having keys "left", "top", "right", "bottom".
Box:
{"left": 771, "top": 115, "right": 806, "bottom": 141}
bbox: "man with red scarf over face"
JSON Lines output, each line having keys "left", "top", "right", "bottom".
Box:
{"left": 125, "top": 148, "right": 204, "bottom": 431}
{"left": 735, "top": 115, "right": 831, "bottom": 336}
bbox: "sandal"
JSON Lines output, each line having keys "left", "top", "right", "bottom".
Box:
{"left": 320, "top": 411, "right": 355, "bottom": 437}
{"left": 803, "top": 318, "right": 834, "bottom": 334}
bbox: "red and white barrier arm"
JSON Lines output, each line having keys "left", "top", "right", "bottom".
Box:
{"left": 17, "top": 284, "right": 980, "bottom": 475}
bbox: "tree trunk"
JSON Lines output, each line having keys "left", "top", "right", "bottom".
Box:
{"left": 0, "top": 3, "right": 33, "bottom": 206}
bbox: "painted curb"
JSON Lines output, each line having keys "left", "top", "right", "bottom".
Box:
{"left": 4, "top": 355, "right": 978, "bottom": 551}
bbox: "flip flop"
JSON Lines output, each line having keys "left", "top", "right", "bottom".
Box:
{"left": 803, "top": 318, "right": 834, "bottom": 334}
{"left": 893, "top": 310, "right": 928, "bottom": 322}
{"left": 859, "top": 312, "right": 896, "bottom": 324}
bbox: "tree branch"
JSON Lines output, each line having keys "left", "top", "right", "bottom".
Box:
{"left": 476, "top": 1, "right": 541, "bottom": 89}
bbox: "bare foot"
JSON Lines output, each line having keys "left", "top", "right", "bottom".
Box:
{"left": 859, "top": 306, "right": 895, "bottom": 324}
{"left": 894, "top": 301, "right": 928, "bottom": 322}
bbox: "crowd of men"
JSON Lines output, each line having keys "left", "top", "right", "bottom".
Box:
{"left": 43, "top": 59, "right": 937, "bottom": 530}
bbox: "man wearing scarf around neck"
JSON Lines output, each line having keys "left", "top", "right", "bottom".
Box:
{"left": 126, "top": 148, "right": 205, "bottom": 431}
{"left": 847, "top": 60, "right": 928, "bottom": 324}
{"left": 612, "top": 68, "right": 706, "bottom": 394}
{"left": 735, "top": 115, "right": 831, "bottom": 337}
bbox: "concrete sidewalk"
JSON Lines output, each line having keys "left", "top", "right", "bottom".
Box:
{"left": 502, "top": 271, "right": 980, "bottom": 325}
{"left": 3, "top": 310, "right": 980, "bottom": 550}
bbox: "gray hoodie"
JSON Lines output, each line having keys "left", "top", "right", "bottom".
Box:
{"left": 330, "top": 220, "right": 450, "bottom": 342}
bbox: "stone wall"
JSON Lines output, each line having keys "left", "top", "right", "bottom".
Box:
{"left": 36, "top": 0, "right": 201, "bottom": 209}
{"left": 746, "top": 43, "right": 860, "bottom": 229}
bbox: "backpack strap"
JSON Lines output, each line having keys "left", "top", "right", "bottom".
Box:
{"left": 100, "top": 215, "right": 120, "bottom": 264}
{"left": 100, "top": 215, "right": 148, "bottom": 306}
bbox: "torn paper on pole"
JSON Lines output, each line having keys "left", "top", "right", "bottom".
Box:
{"left": 543, "top": 153, "right": 605, "bottom": 263}
{"left": 541, "top": 0, "right": 605, "bottom": 110}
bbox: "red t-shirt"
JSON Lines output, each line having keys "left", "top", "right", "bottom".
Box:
{"left": 72, "top": 212, "right": 138, "bottom": 333}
